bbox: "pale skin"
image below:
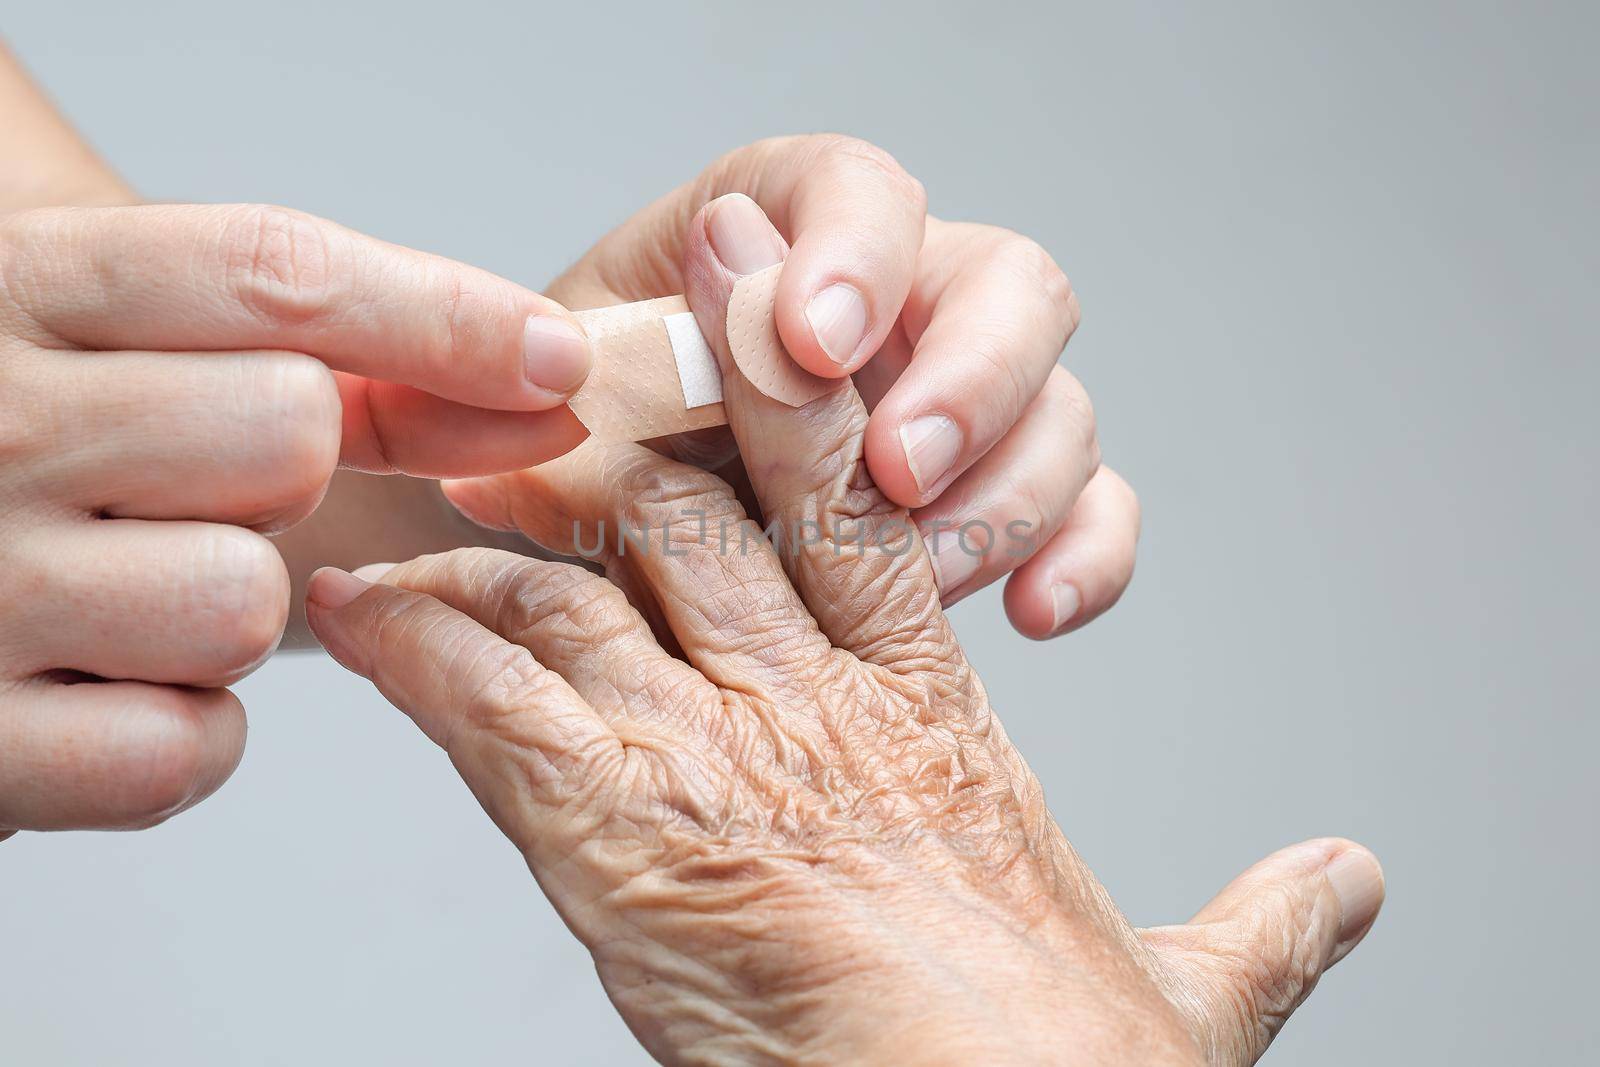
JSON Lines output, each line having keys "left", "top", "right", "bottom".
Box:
{"left": 307, "top": 196, "right": 1385, "bottom": 1066}
{"left": 0, "top": 41, "right": 1139, "bottom": 838}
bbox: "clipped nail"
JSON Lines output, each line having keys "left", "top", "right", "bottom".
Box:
{"left": 523, "top": 315, "right": 591, "bottom": 396}
{"left": 900, "top": 414, "right": 962, "bottom": 496}
{"left": 706, "top": 194, "right": 785, "bottom": 275}
{"left": 1051, "top": 582, "right": 1082, "bottom": 631}
{"left": 806, "top": 283, "right": 869, "bottom": 366}
{"left": 1325, "top": 848, "right": 1385, "bottom": 944}
{"left": 351, "top": 562, "right": 397, "bottom": 583}
{"left": 306, "top": 567, "right": 370, "bottom": 610}
{"left": 929, "top": 528, "right": 983, "bottom": 594}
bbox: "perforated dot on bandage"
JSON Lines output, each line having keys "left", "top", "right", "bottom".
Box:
{"left": 567, "top": 265, "right": 836, "bottom": 444}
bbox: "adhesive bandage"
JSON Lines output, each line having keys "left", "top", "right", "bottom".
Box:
{"left": 566, "top": 265, "right": 839, "bottom": 444}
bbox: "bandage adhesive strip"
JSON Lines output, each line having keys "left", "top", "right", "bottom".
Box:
{"left": 567, "top": 265, "right": 838, "bottom": 444}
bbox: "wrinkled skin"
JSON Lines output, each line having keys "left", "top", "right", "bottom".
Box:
{"left": 307, "top": 197, "right": 1383, "bottom": 1065}
{"left": 537, "top": 134, "right": 1139, "bottom": 639}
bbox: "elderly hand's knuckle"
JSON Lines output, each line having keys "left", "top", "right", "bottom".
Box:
{"left": 465, "top": 644, "right": 542, "bottom": 723}
{"left": 501, "top": 561, "right": 624, "bottom": 642}
{"left": 617, "top": 453, "right": 740, "bottom": 530}
{"left": 222, "top": 205, "right": 340, "bottom": 327}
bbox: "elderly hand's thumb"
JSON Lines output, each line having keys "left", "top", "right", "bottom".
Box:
{"left": 1143, "top": 838, "right": 1385, "bottom": 1065}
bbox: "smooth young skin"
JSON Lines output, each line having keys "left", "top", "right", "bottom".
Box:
{"left": 307, "top": 198, "right": 1382, "bottom": 1065}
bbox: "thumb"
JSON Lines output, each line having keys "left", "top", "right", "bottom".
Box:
{"left": 1143, "top": 838, "right": 1385, "bottom": 1066}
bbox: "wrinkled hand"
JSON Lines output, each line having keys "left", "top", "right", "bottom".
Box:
{"left": 307, "top": 198, "right": 1381, "bottom": 1065}
{"left": 0, "top": 203, "right": 591, "bottom": 836}
{"left": 545, "top": 135, "right": 1138, "bottom": 639}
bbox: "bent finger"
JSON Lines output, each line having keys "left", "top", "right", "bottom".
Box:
{"left": 11, "top": 519, "right": 288, "bottom": 687}
{"left": 865, "top": 222, "right": 1082, "bottom": 507}
{"left": 771, "top": 135, "right": 927, "bottom": 376}
{"left": 18, "top": 349, "right": 340, "bottom": 532}
{"left": 1003, "top": 466, "right": 1140, "bottom": 640}
{"left": 0, "top": 679, "right": 244, "bottom": 832}
{"left": 910, "top": 368, "right": 1100, "bottom": 606}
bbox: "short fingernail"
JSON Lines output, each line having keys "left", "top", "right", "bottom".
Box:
{"left": 929, "top": 529, "right": 982, "bottom": 594}
{"left": 806, "top": 283, "right": 868, "bottom": 365}
{"left": 1051, "top": 582, "right": 1082, "bottom": 630}
{"left": 307, "top": 567, "right": 370, "bottom": 610}
{"left": 523, "top": 315, "right": 591, "bottom": 396}
{"left": 706, "top": 194, "right": 785, "bottom": 275}
{"left": 1325, "top": 848, "right": 1385, "bottom": 943}
{"left": 351, "top": 562, "right": 397, "bottom": 583}
{"left": 900, "top": 414, "right": 962, "bottom": 496}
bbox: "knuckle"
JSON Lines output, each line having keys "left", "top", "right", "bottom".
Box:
{"left": 431, "top": 267, "right": 516, "bottom": 382}
{"left": 115, "top": 690, "right": 220, "bottom": 827}
{"left": 616, "top": 451, "right": 741, "bottom": 532}
{"left": 815, "top": 134, "right": 926, "bottom": 206}
{"left": 221, "top": 205, "right": 341, "bottom": 327}
{"left": 462, "top": 643, "right": 542, "bottom": 727}
{"left": 459, "top": 644, "right": 596, "bottom": 788}
{"left": 501, "top": 558, "right": 633, "bottom": 644}
{"left": 1105, "top": 468, "right": 1142, "bottom": 531}
{"left": 1000, "top": 233, "right": 1079, "bottom": 337}
{"left": 190, "top": 528, "right": 289, "bottom": 679}
{"left": 0, "top": 209, "right": 67, "bottom": 334}
{"left": 246, "top": 353, "right": 342, "bottom": 498}
{"left": 1044, "top": 368, "right": 1098, "bottom": 465}
{"left": 965, "top": 327, "right": 1036, "bottom": 424}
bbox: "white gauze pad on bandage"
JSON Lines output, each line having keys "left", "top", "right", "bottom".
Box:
{"left": 566, "top": 265, "right": 838, "bottom": 444}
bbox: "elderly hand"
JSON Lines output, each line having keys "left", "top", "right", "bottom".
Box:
{"left": 0, "top": 203, "right": 591, "bottom": 837}
{"left": 544, "top": 135, "right": 1138, "bottom": 640}
{"left": 307, "top": 197, "right": 1382, "bottom": 1065}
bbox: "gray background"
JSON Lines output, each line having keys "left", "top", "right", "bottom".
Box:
{"left": 3, "top": 2, "right": 1595, "bottom": 1063}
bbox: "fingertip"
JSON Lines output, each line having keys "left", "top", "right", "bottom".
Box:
{"left": 440, "top": 476, "right": 519, "bottom": 532}
{"left": 306, "top": 566, "right": 370, "bottom": 611}
{"left": 1323, "top": 842, "right": 1386, "bottom": 954}
{"left": 1002, "top": 570, "right": 1061, "bottom": 641}
{"left": 775, "top": 270, "right": 874, "bottom": 378}
{"left": 521, "top": 313, "right": 593, "bottom": 406}
{"left": 351, "top": 562, "right": 398, "bottom": 584}
{"left": 862, "top": 412, "right": 927, "bottom": 507}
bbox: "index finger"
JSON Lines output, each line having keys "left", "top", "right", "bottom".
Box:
{"left": 0, "top": 203, "right": 590, "bottom": 411}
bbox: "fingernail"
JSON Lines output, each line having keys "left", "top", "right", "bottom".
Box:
{"left": 706, "top": 194, "right": 785, "bottom": 275}
{"left": 806, "top": 283, "right": 868, "bottom": 366}
{"left": 306, "top": 567, "right": 370, "bottom": 610}
{"left": 351, "top": 562, "right": 397, "bottom": 583}
{"left": 523, "top": 315, "right": 590, "bottom": 396}
{"left": 929, "top": 528, "right": 983, "bottom": 594}
{"left": 1325, "top": 848, "right": 1385, "bottom": 943}
{"left": 900, "top": 414, "right": 962, "bottom": 496}
{"left": 1051, "top": 582, "right": 1082, "bottom": 630}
